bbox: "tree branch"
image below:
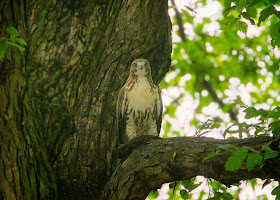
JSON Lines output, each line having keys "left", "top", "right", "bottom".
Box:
{"left": 101, "top": 136, "right": 279, "bottom": 200}
{"left": 203, "top": 80, "right": 238, "bottom": 122}
{"left": 171, "top": 0, "right": 186, "bottom": 42}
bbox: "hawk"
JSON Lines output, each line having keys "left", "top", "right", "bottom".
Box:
{"left": 117, "top": 58, "right": 163, "bottom": 144}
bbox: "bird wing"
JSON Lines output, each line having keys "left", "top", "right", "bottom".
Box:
{"left": 156, "top": 88, "right": 163, "bottom": 135}
{"left": 116, "top": 86, "right": 128, "bottom": 144}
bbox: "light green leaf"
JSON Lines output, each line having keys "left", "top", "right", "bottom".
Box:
{"left": 0, "top": 43, "right": 9, "bottom": 58}
{"left": 0, "top": 37, "right": 5, "bottom": 42}
{"left": 17, "top": 46, "right": 25, "bottom": 54}
{"left": 225, "top": 147, "right": 248, "bottom": 171}
{"left": 148, "top": 190, "right": 159, "bottom": 198}
{"left": 246, "top": 153, "right": 263, "bottom": 172}
{"left": 6, "top": 41, "right": 25, "bottom": 54}
{"left": 173, "top": 152, "right": 176, "bottom": 158}
{"left": 239, "top": 21, "right": 248, "bottom": 34}
{"left": 15, "top": 38, "right": 27, "bottom": 46}
{"left": 6, "top": 27, "right": 19, "bottom": 39}
{"left": 210, "top": 123, "right": 221, "bottom": 129}
{"left": 203, "top": 150, "right": 222, "bottom": 162}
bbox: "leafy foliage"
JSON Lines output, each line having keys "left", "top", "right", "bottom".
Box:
{"left": 222, "top": 0, "right": 280, "bottom": 47}
{"left": 150, "top": 0, "right": 280, "bottom": 199}
{"left": 0, "top": 27, "right": 27, "bottom": 58}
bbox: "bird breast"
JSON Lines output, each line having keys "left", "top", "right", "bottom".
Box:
{"left": 127, "top": 77, "right": 157, "bottom": 112}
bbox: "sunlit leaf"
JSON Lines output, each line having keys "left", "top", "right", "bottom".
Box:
{"left": 246, "top": 153, "right": 263, "bottom": 172}
{"left": 15, "top": 38, "right": 27, "bottom": 46}
{"left": 148, "top": 190, "right": 159, "bottom": 198}
{"left": 225, "top": 147, "right": 248, "bottom": 171}
{"left": 6, "top": 27, "right": 19, "bottom": 39}
{"left": 238, "top": 21, "right": 248, "bottom": 34}
{"left": 203, "top": 150, "right": 222, "bottom": 162}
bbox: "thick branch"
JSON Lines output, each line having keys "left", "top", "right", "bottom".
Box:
{"left": 102, "top": 136, "right": 279, "bottom": 200}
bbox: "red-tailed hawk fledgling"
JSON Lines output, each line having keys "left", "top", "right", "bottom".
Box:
{"left": 117, "top": 59, "right": 163, "bottom": 143}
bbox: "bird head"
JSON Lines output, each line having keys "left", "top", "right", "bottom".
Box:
{"left": 130, "top": 58, "right": 151, "bottom": 78}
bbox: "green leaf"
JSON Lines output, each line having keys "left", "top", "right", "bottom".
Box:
{"left": 263, "top": 143, "right": 279, "bottom": 159}
{"left": 242, "top": 12, "right": 251, "bottom": 20}
{"left": 225, "top": 147, "right": 248, "bottom": 171}
{"left": 248, "top": 0, "right": 265, "bottom": 7}
{"left": 270, "top": 22, "right": 280, "bottom": 47}
{"left": 244, "top": 107, "right": 269, "bottom": 119}
{"left": 148, "top": 190, "right": 159, "bottom": 198}
{"left": 17, "top": 46, "right": 25, "bottom": 54}
{"left": 238, "top": 21, "right": 248, "bottom": 34}
{"left": 0, "top": 37, "right": 5, "bottom": 42}
{"left": 203, "top": 150, "right": 222, "bottom": 162}
{"left": 6, "top": 41, "right": 25, "bottom": 54}
{"left": 244, "top": 107, "right": 257, "bottom": 119}
{"left": 180, "top": 189, "right": 188, "bottom": 199}
{"left": 0, "top": 43, "right": 9, "bottom": 58}
{"left": 217, "top": 144, "right": 239, "bottom": 152}
{"left": 222, "top": 192, "right": 234, "bottom": 200}
{"left": 258, "top": 6, "right": 276, "bottom": 26}
{"left": 272, "top": 186, "right": 280, "bottom": 199}
{"left": 247, "top": 7, "right": 257, "bottom": 18}
{"left": 211, "top": 123, "right": 221, "bottom": 129}
{"left": 173, "top": 152, "right": 176, "bottom": 158}
{"left": 246, "top": 153, "right": 263, "bottom": 172}
{"left": 269, "top": 0, "right": 278, "bottom": 5}
{"left": 267, "top": 107, "right": 280, "bottom": 119}
{"left": 182, "top": 180, "right": 202, "bottom": 192}
{"left": 223, "top": 6, "right": 237, "bottom": 16}
{"left": 257, "top": 109, "right": 269, "bottom": 118}
{"left": 239, "top": 0, "right": 246, "bottom": 12}
{"left": 6, "top": 27, "right": 19, "bottom": 39}
{"left": 224, "top": 0, "right": 234, "bottom": 9}
{"left": 15, "top": 38, "right": 27, "bottom": 46}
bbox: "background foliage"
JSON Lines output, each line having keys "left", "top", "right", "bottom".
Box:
{"left": 148, "top": 0, "right": 280, "bottom": 199}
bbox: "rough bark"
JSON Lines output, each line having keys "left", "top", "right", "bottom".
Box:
{"left": 1, "top": 0, "right": 171, "bottom": 199}
{"left": 102, "top": 136, "right": 279, "bottom": 200}
{"left": 1, "top": 0, "right": 278, "bottom": 200}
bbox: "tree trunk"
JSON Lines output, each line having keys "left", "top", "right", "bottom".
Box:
{"left": 1, "top": 1, "right": 279, "bottom": 200}
{"left": 0, "top": 0, "right": 171, "bottom": 199}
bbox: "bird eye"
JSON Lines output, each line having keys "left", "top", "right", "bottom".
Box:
{"left": 132, "top": 63, "right": 137, "bottom": 67}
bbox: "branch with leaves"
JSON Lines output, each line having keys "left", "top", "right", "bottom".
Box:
{"left": 101, "top": 135, "right": 279, "bottom": 200}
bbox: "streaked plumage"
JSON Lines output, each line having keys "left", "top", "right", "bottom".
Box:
{"left": 116, "top": 59, "right": 163, "bottom": 143}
